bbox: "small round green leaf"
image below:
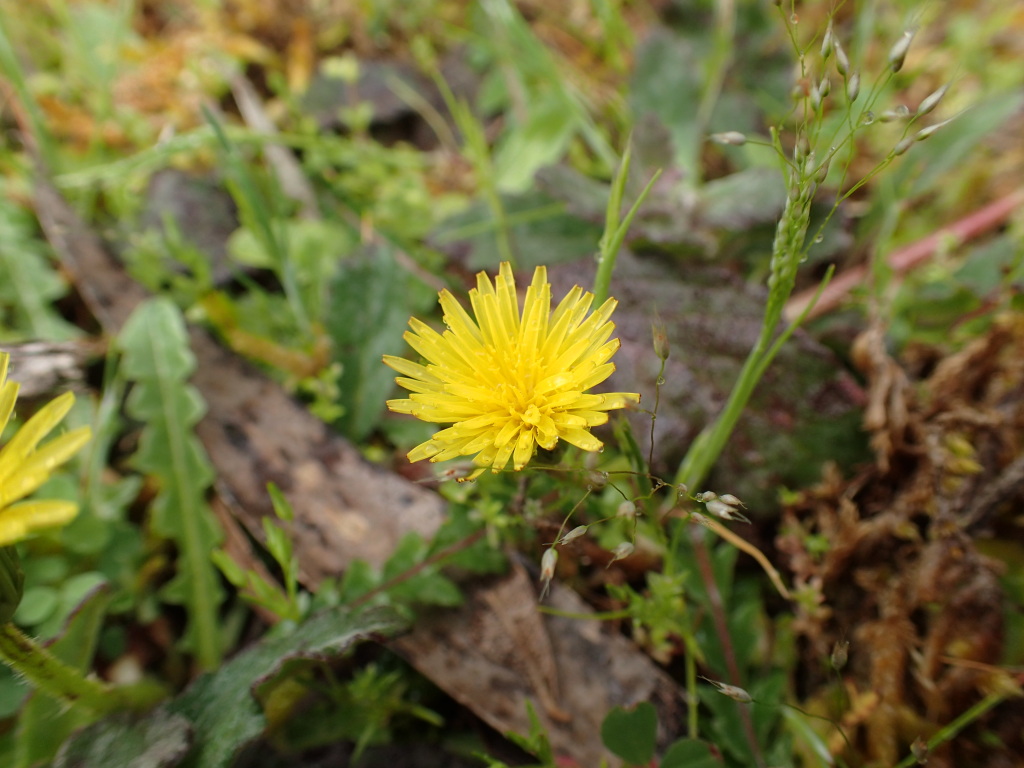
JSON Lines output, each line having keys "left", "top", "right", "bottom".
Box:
{"left": 601, "top": 701, "right": 657, "bottom": 765}
{"left": 660, "top": 737, "right": 720, "bottom": 768}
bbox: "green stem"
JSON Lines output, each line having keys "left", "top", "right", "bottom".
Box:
{"left": 691, "top": 532, "right": 764, "bottom": 767}
{"left": 685, "top": 650, "right": 698, "bottom": 738}
{"left": 892, "top": 692, "right": 1007, "bottom": 768}
{"left": 672, "top": 175, "right": 818, "bottom": 492}
{"left": 673, "top": 321, "right": 774, "bottom": 492}
{"left": 594, "top": 142, "right": 661, "bottom": 307}
{"left": 0, "top": 622, "right": 164, "bottom": 714}
{"left": 690, "top": 0, "right": 736, "bottom": 187}
{"left": 0, "top": 12, "right": 58, "bottom": 172}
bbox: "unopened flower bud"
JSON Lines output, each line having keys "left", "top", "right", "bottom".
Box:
{"left": 710, "top": 131, "right": 747, "bottom": 146}
{"left": 916, "top": 82, "right": 949, "bottom": 117}
{"left": 831, "top": 640, "right": 849, "bottom": 670}
{"left": 888, "top": 30, "right": 914, "bottom": 73}
{"left": 540, "top": 547, "right": 558, "bottom": 581}
{"left": 559, "top": 525, "right": 588, "bottom": 544}
{"left": 609, "top": 542, "right": 634, "bottom": 563}
{"left": 719, "top": 494, "right": 744, "bottom": 507}
{"left": 846, "top": 71, "right": 860, "bottom": 102}
{"left": 696, "top": 491, "right": 717, "bottom": 502}
{"left": 818, "top": 77, "right": 831, "bottom": 100}
{"left": 616, "top": 500, "right": 637, "bottom": 518}
{"left": 586, "top": 470, "right": 608, "bottom": 490}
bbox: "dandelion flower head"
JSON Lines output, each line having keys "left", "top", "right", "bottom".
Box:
{"left": 383, "top": 263, "right": 639, "bottom": 474}
{"left": 0, "top": 352, "right": 92, "bottom": 546}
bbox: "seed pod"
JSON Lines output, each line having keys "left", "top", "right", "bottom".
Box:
{"left": 706, "top": 499, "right": 736, "bottom": 518}
{"left": 889, "top": 30, "right": 914, "bottom": 72}
{"left": 820, "top": 26, "right": 834, "bottom": 61}
{"left": 914, "top": 117, "right": 955, "bottom": 142}
{"left": 706, "top": 678, "right": 753, "bottom": 703}
{"left": 559, "top": 525, "right": 588, "bottom": 545}
{"left": 810, "top": 88, "right": 823, "bottom": 111}
{"left": 651, "top": 322, "right": 670, "bottom": 361}
{"left": 710, "top": 131, "right": 747, "bottom": 146}
{"left": 616, "top": 500, "right": 637, "bottom": 518}
{"left": 917, "top": 82, "right": 949, "bottom": 117}
{"left": 803, "top": 150, "right": 818, "bottom": 176}
{"left": 610, "top": 542, "right": 635, "bottom": 563}
{"left": 540, "top": 547, "right": 558, "bottom": 582}
{"left": 818, "top": 77, "right": 831, "bottom": 100}
{"left": 846, "top": 71, "right": 860, "bottom": 102}
{"left": 834, "top": 39, "right": 850, "bottom": 77}
{"left": 894, "top": 137, "right": 914, "bottom": 156}
{"left": 831, "top": 640, "right": 850, "bottom": 670}
{"left": 911, "top": 736, "right": 928, "bottom": 764}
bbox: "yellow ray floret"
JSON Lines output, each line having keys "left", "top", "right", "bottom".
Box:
{"left": 0, "top": 352, "right": 91, "bottom": 546}
{"left": 383, "top": 263, "right": 640, "bottom": 473}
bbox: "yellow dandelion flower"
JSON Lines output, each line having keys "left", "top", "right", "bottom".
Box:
{"left": 383, "top": 263, "right": 640, "bottom": 474}
{"left": 0, "top": 352, "right": 92, "bottom": 546}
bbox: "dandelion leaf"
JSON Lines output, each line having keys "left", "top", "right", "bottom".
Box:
{"left": 169, "top": 605, "right": 407, "bottom": 768}
{"left": 118, "top": 298, "right": 223, "bottom": 669}
{"left": 52, "top": 710, "right": 193, "bottom": 768}
{"left": 327, "top": 245, "right": 433, "bottom": 440}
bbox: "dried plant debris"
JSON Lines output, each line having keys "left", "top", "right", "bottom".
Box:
{"left": 778, "top": 314, "right": 1024, "bottom": 767}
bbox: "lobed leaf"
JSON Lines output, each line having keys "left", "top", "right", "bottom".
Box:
{"left": 117, "top": 298, "right": 224, "bottom": 669}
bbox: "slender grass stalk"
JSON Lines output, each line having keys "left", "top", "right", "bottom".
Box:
{"left": 685, "top": 651, "right": 698, "bottom": 738}
{"left": 0, "top": 623, "right": 164, "bottom": 715}
{"left": 203, "top": 106, "right": 311, "bottom": 334}
{"left": 892, "top": 692, "right": 1010, "bottom": 768}
{"left": 432, "top": 76, "right": 517, "bottom": 268}
{"left": 691, "top": 532, "right": 765, "bottom": 767}
{"left": 0, "top": 13, "right": 57, "bottom": 172}
{"left": 689, "top": 0, "right": 737, "bottom": 186}
{"left": 673, "top": 169, "right": 825, "bottom": 492}
{"left": 593, "top": 143, "right": 661, "bottom": 306}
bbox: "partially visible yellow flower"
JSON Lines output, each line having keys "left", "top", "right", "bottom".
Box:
{"left": 0, "top": 352, "right": 92, "bottom": 546}
{"left": 383, "top": 263, "right": 639, "bottom": 474}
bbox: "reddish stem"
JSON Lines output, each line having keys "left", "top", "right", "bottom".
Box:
{"left": 784, "top": 189, "right": 1024, "bottom": 322}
